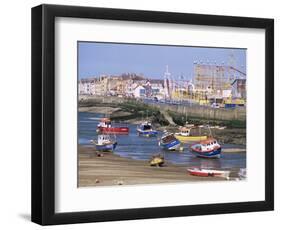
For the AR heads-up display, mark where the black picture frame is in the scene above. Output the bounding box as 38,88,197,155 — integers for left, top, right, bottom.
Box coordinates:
31,4,274,225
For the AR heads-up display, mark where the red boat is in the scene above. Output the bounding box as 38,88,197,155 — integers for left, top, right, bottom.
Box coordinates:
96,118,129,135
187,168,230,178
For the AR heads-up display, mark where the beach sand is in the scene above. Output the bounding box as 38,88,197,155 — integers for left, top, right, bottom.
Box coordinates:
78,146,236,187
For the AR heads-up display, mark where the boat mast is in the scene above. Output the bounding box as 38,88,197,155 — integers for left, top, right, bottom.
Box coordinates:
208,125,213,137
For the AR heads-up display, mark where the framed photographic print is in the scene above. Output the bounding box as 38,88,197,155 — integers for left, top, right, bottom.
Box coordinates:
31,4,274,225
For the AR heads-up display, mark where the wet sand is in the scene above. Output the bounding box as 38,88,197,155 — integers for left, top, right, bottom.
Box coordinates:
78,146,235,187
223,148,246,153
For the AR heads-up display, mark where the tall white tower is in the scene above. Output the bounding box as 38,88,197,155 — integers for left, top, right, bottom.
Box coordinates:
163,65,171,99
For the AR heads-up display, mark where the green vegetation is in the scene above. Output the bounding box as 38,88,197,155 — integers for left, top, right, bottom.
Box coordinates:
79,97,246,129
115,101,169,126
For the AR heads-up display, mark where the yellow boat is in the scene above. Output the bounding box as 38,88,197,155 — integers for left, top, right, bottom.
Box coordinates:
174,134,208,142
174,126,208,143
150,154,164,167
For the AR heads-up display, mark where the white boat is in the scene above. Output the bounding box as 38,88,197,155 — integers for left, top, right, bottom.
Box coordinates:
91,135,117,152
137,121,158,137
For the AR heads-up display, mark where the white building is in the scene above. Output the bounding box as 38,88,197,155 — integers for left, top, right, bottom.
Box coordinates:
124,80,135,97
78,77,110,96
133,85,146,98
151,83,164,96
79,80,92,95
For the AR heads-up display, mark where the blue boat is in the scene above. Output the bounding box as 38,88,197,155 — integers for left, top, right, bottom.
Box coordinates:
159,132,181,151
93,135,117,152
190,138,221,158
137,121,158,137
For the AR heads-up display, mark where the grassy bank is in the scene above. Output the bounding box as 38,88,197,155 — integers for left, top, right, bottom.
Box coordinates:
79,98,246,128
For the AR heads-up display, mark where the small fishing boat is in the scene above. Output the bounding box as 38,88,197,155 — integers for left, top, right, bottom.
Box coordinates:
137,121,158,137
97,118,129,134
187,168,230,179
159,132,181,151
150,154,164,167
190,138,221,158
174,126,208,142
92,135,117,152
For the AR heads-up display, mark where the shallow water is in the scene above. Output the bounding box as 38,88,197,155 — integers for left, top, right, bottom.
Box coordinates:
79,112,246,169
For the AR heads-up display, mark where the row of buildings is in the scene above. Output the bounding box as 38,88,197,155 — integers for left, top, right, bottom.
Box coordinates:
79,73,165,98
79,65,246,103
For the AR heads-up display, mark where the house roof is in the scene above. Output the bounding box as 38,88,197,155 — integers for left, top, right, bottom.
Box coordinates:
149,79,164,84
133,84,145,90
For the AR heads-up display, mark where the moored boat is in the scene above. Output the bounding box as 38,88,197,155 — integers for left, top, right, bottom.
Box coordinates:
190,138,221,158
187,168,230,178
150,154,164,167
137,121,158,137
159,132,181,151
92,134,117,152
174,126,208,142
97,118,129,134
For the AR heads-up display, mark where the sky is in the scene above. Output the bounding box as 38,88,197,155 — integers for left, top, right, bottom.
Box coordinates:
78,42,246,80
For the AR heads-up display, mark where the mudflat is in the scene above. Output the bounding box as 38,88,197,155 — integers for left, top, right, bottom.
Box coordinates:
78,145,230,187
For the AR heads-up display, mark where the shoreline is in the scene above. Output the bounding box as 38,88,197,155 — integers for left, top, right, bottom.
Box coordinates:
79,105,246,145
78,145,242,187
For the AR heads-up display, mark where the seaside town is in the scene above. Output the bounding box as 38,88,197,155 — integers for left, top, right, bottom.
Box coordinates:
78,51,247,187
79,63,246,107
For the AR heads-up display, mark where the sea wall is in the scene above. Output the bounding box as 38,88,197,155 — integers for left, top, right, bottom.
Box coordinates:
79,95,246,122
151,103,246,121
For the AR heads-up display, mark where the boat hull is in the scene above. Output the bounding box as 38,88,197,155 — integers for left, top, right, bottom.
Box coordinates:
160,139,181,151
95,142,117,151
190,147,221,158
137,129,158,137
174,134,208,142
150,157,164,167
97,127,129,134
187,168,230,178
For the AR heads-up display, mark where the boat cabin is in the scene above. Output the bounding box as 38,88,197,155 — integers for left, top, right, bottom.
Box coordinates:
178,127,190,136
98,118,112,128
97,135,111,145
161,133,177,143
194,138,220,152
140,122,152,130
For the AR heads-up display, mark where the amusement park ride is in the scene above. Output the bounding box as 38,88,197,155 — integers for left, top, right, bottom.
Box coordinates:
162,53,246,106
